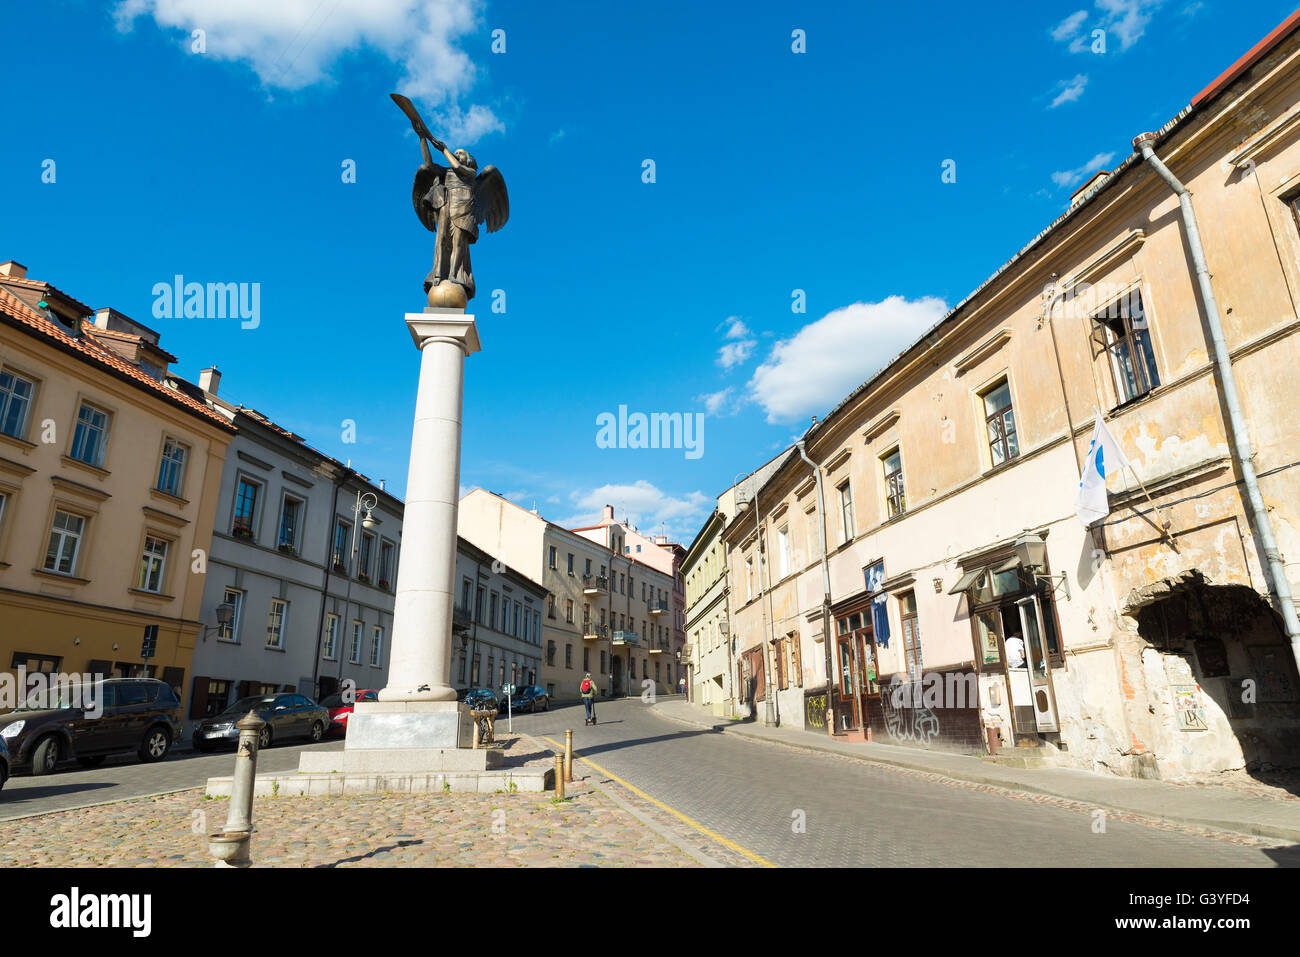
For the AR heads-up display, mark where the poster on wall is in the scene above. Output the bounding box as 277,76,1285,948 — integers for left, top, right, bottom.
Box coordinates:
865,560,890,648
1172,684,1208,731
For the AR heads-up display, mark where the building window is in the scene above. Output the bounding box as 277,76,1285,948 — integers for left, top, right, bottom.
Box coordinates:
533,611,540,642
565,644,573,669
982,379,1019,467
458,650,467,683
523,608,530,642
156,438,187,497
369,626,383,666
277,496,303,551
584,557,591,575
547,594,556,619
69,402,110,468
358,532,375,580
349,621,363,663
565,599,574,623
0,370,35,439
777,525,791,578
546,641,556,666
882,448,905,517
549,546,557,569
490,592,499,629
1094,292,1159,405
600,650,607,673
471,654,481,685
233,478,260,538
378,541,394,588
461,577,473,611
568,553,575,575
137,535,169,593
476,585,486,623
266,599,289,649
43,510,85,575
323,613,339,658
219,588,244,642
839,481,854,541
331,519,350,569
900,591,922,682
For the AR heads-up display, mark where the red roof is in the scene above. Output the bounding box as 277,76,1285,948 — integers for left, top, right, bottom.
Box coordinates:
0,287,234,432
1193,9,1300,107
0,273,95,317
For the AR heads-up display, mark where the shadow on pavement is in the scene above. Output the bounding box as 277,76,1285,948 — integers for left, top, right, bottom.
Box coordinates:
0,780,118,802
316,839,424,868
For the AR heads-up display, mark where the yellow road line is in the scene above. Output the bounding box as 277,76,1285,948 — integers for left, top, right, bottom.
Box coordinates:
539,734,776,868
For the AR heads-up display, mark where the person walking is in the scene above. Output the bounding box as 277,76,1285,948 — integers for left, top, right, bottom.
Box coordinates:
678,676,686,697
580,673,597,725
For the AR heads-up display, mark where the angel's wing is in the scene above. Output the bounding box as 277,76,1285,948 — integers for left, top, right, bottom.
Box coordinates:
473,166,509,233
412,163,447,232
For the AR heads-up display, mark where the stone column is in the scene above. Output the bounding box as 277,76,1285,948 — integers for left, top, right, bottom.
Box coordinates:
380,308,480,703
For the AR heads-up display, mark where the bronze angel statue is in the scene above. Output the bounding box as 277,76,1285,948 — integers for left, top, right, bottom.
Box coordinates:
392,93,509,308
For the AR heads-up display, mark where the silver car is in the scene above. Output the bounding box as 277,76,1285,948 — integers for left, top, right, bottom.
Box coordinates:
192,693,329,752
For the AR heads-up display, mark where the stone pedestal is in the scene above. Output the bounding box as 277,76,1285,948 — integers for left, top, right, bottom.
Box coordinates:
299,308,484,779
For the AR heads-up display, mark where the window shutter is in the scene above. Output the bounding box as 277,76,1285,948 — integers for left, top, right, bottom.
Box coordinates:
189,676,209,719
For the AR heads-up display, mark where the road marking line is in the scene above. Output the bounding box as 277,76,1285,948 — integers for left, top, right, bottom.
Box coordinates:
539,734,776,868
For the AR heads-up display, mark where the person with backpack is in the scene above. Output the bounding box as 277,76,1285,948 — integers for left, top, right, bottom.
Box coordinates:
580,673,597,725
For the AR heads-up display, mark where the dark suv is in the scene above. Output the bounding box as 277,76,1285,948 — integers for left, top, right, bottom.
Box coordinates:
0,678,182,775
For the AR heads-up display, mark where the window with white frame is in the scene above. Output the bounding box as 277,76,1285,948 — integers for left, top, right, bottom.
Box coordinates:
69,402,110,468
1092,290,1160,405
882,448,905,517
156,438,187,497
44,510,85,575
277,495,303,551
137,535,169,593
981,379,1019,467
838,481,855,542
323,613,339,659
369,626,383,666
349,621,362,663
266,598,289,649
233,477,260,537
0,370,35,440
220,588,244,642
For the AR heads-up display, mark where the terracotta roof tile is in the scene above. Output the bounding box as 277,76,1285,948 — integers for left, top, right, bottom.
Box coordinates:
0,287,234,432
0,274,94,316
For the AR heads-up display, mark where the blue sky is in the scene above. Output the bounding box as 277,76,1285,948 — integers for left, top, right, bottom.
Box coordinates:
3,0,1294,540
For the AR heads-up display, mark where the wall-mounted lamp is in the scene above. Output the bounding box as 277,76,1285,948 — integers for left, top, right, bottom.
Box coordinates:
201,602,236,640
1013,531,1070,600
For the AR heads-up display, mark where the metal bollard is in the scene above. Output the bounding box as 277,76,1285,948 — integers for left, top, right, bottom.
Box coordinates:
209,710,265,868
564,729,574,783
554,752,565,800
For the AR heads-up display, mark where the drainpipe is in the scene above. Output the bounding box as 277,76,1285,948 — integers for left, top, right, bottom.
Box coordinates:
1134,132,1300,670
796,439,836,738
310,469,345,697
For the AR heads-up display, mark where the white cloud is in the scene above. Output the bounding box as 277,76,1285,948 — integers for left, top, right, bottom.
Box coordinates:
114,0,502,142
562,481,709,541
1050,151,1116,189
717,339,755,369
747,296,950,424
1051,9,1089,41
1049,74,1088,108
696,388,735,416
723,318,751,340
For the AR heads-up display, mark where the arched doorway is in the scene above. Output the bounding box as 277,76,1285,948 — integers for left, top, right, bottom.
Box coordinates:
1122,569,1300,778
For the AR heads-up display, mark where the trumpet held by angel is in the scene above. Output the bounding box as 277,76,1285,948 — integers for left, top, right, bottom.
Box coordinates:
392,93,509,309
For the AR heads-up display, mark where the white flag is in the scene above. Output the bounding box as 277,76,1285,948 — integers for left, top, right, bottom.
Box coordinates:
1076,413,1131,527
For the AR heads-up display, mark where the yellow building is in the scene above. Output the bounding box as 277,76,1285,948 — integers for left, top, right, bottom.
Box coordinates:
0,261,234,708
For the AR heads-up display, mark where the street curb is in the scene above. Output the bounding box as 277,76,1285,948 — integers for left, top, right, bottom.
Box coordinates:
519,732,726,868
651,704,1300,845
0,786,206,824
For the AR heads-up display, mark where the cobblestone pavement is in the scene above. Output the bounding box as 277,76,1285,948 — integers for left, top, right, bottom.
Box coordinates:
0,738,346,821
0,777,699,867
512,698,1300,867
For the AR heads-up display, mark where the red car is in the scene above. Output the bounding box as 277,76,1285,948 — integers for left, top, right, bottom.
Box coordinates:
320,689,379,737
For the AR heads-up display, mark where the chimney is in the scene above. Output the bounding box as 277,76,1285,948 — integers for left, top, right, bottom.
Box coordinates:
1069,170,1110,207
379,479,386,491
199,367,221,395
0,261,27,279
602,505,614,521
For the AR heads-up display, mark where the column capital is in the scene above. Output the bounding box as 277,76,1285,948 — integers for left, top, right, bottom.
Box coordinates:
405,310,480,354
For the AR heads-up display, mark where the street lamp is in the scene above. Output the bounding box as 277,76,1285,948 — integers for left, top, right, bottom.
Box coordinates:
1013,530,1071,600
337,489,380,685
201,601,236,641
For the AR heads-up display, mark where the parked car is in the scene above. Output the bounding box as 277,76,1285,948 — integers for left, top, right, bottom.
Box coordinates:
498,685,548,713
0,678,182,775
456,687,498,712
0,736,9,793
319,688,379,737
192,693,330,752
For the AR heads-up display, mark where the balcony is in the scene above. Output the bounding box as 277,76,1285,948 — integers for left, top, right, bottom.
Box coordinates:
611,630,639,646
582,622,608,641
582,574,609,595
648,598,668,616
453,604,472,634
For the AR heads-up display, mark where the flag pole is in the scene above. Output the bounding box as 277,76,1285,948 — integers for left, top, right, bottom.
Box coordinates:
1096,406,1177,543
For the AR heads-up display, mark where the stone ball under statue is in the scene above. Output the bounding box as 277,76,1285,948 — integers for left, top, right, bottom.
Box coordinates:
427,280,469,310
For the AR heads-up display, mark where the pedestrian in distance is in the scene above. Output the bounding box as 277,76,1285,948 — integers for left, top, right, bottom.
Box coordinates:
580,673,597,725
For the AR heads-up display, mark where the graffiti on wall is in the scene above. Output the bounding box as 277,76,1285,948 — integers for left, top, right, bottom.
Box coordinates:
880,689,941,745
805,691,828,730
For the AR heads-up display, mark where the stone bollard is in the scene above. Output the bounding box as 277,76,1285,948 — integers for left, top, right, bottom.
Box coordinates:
209,710,265,868
554,752,565,800
564,729,574,783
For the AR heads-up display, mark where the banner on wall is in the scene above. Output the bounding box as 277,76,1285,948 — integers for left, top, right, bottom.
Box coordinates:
865,560,890,648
